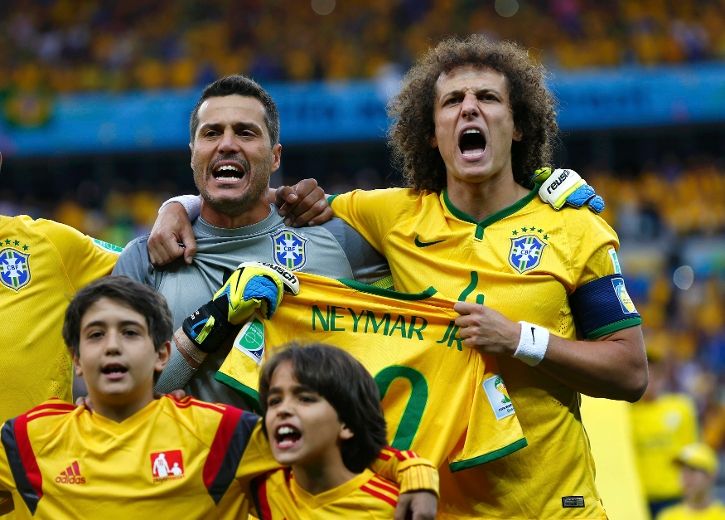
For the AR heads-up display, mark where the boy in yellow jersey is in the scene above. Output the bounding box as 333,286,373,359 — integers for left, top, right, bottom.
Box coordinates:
657,443,725,520
0,276,437,519
253,343,434,519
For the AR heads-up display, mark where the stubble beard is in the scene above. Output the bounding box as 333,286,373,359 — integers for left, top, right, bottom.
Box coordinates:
195,156,273,218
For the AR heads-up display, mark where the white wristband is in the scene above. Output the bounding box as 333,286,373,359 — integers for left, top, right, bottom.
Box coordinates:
514,321,550,366
159,194,202,220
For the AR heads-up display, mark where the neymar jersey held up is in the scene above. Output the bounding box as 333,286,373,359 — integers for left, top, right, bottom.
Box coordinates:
329,187,642,519
217,272,527,470
252,468,399,519
0,216,119,422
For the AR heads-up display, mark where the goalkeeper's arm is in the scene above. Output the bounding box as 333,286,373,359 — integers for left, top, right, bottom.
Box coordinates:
156,262,299,393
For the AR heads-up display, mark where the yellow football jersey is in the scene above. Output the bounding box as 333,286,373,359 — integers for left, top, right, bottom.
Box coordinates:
217,272,527,470
0,397,274,519
252,468,398,519
0,216,119,422
330,187,641,519
631,394,699,501
657,502,725,520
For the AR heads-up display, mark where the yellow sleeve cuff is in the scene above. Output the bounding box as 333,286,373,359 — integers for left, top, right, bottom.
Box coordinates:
397,458,439,497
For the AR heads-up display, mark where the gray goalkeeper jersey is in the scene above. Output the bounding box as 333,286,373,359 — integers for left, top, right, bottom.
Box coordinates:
113,205,388,407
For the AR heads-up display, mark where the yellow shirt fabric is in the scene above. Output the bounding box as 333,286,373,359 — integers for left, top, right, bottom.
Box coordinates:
253,468,399,519
0,216,119,422
330,187,640,519
581,397,648,520
217,272,527,470
657,501,725,520
631,393,699,500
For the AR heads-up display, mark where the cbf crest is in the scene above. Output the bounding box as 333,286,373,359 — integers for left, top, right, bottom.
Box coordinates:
0,248,31,291
271,229,307,270
509,230,547,274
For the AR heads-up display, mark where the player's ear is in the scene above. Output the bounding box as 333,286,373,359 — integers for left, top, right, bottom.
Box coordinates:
73,354,83,377
513,126,523,142
271,143,282,173
155,341,171,373
339,423,354,441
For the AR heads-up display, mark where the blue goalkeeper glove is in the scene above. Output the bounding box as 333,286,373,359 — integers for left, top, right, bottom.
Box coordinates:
534,167,605,214
182,261,300,353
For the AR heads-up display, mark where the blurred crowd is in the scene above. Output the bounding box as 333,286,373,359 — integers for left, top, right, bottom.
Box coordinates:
0,0,723,98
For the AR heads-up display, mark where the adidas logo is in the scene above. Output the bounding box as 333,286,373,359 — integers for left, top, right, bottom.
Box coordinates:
55,461,86,484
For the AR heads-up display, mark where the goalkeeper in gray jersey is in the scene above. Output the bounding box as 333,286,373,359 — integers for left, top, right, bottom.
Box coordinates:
113,75,389,408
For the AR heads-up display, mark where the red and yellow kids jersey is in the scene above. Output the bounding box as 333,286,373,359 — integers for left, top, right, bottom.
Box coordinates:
253,468,399,519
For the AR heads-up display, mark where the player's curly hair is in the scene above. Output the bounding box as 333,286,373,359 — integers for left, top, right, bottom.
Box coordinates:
258,343,387,473
388,35,558,192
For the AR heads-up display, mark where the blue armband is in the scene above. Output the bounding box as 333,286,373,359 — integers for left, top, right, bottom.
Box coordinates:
569,274,642,339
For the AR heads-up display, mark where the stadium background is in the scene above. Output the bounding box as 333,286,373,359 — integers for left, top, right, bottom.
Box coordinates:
0,0,722,516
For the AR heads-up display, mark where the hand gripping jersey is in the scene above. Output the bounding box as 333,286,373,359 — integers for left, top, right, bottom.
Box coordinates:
216,272,527,470
252,468,399,519
329,187,642,519
0,216,119,422
0,397,434,519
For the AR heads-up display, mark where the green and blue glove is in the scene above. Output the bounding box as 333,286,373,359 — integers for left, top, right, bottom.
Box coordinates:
534,167,605,214
182,261,300,353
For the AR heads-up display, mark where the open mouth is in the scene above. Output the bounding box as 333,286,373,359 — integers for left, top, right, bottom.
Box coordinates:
101,363,128,377
459,128,486,158
212,163,245,180
275,425,302,448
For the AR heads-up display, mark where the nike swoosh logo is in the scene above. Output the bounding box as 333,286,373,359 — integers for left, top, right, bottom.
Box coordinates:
414,236,445,248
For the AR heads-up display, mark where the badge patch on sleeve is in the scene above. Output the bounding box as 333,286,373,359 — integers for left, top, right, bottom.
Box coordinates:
483,375,515,420
232,318,266,365
608,248,621,274
611,277,637,314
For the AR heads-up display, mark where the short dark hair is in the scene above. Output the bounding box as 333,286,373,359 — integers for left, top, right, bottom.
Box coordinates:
189,74,280,145
389,35,559,192
258,343,387,473
63,276,173,357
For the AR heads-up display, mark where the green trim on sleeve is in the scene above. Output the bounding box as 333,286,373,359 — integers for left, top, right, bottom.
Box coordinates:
449,438,529,472
586,317,643,339
214,372,262,414
92,237,123,253
326,194,339,205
